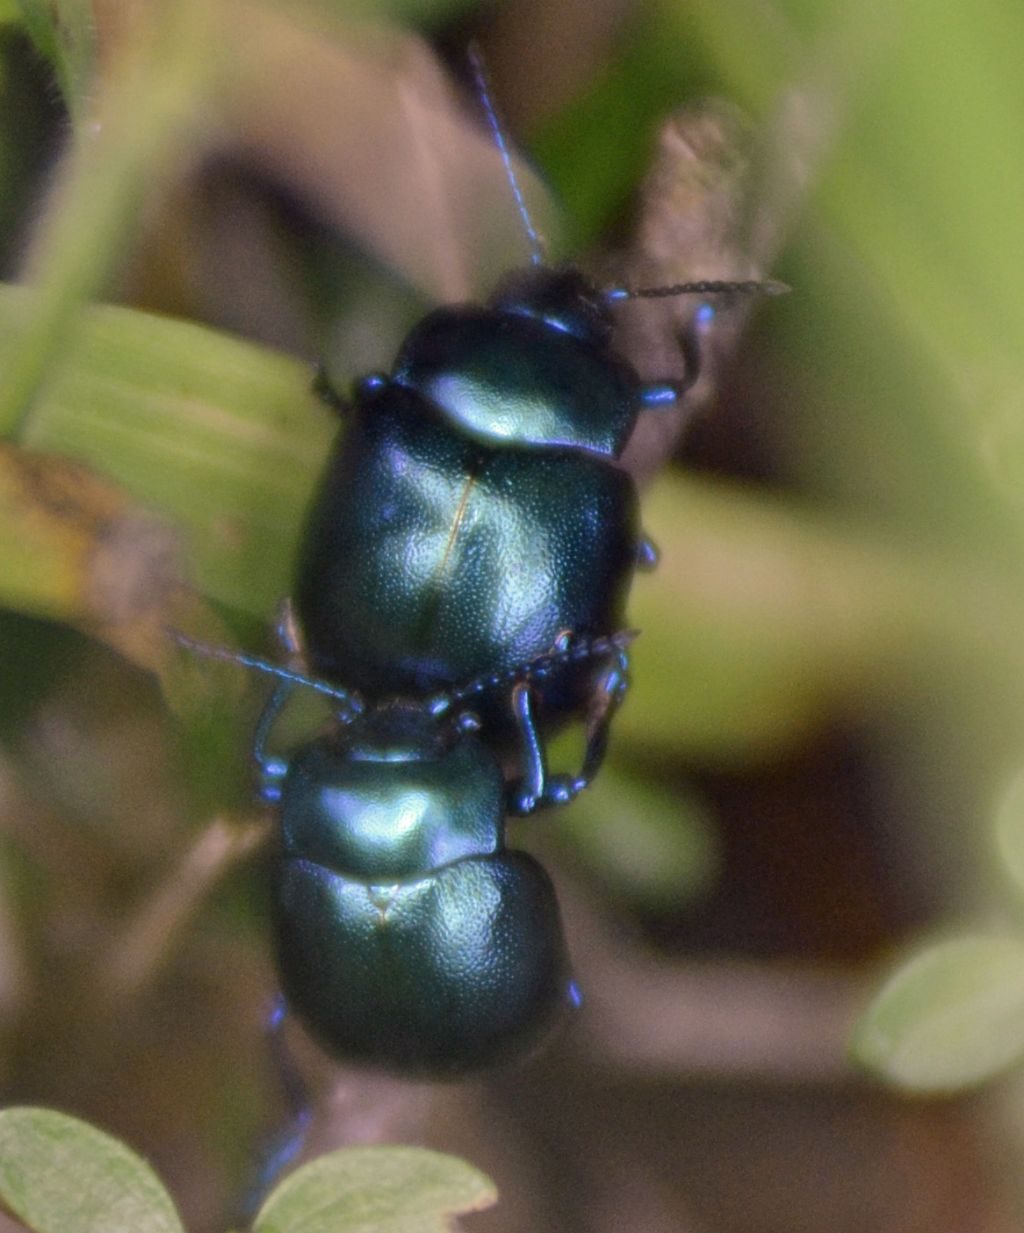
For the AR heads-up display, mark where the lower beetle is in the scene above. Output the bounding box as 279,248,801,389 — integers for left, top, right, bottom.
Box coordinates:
176,626,629,1074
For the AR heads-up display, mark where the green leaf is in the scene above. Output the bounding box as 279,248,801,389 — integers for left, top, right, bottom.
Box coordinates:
4,284,333,623
0,1,223,437
253,1146,497,1233
0,1107,183,1233
852,936,1024,1092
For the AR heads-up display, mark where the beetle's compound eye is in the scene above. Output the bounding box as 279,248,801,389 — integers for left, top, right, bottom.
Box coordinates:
274,850,571,1076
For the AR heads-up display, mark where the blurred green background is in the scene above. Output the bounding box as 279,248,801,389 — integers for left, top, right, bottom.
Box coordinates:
2,0,1024,1230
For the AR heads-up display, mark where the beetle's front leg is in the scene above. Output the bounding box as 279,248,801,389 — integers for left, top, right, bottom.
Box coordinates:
575,642,630,788
506,681,584,815
253,680,293,804
505,635,633,815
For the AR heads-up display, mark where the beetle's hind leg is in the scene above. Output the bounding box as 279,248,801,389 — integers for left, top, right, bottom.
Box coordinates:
232,995,313,1224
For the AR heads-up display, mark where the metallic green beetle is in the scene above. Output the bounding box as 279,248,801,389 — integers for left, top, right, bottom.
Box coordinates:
203,635,627,1075
273,704,570,1074
297,264,666,814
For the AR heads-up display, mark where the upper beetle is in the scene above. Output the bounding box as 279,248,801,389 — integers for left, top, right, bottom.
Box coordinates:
295,262,665,810
293,57,782,814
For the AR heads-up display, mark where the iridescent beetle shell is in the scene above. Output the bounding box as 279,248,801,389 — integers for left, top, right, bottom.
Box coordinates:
272,709,571,1074
294,267,645,717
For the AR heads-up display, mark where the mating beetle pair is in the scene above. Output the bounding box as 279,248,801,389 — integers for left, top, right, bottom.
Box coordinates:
296,262,662,815
186,259,682,1075
179,58,781,1076
277,250,711,1072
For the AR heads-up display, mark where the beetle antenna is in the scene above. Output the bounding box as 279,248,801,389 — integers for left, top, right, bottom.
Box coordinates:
169,629,364,712
605,278,789,302
468,41,545,266
433,630,638,712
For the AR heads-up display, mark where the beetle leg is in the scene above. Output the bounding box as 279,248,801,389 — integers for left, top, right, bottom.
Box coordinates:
254,603,303,799
235,994,312,1222
504,634,634,813
507,681,548,815
576,645,631,788
253,680,293,804
507,681,583,814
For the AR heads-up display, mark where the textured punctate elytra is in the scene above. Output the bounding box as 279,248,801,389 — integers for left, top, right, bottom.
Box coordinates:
273,712,571,1075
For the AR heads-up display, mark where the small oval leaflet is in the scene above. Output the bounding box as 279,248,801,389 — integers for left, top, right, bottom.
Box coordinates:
252,1145,497,1233
0,1107,183,1233
851,935,1024,1092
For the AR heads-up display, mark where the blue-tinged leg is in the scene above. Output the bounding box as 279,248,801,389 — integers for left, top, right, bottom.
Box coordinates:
576,644,630,788
354,373,388,400
234,995,313,1223
507,679,588,814
506,639,633,816
507,682,550,815
253,679,293,805
240,613,318,1214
